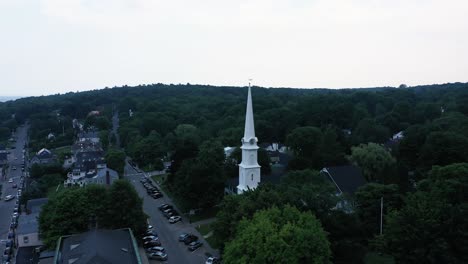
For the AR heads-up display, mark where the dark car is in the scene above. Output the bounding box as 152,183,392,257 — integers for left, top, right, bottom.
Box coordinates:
2,253,10,262
5,240,14,248
158,204,173,211
151,192,163,199
188,241,203,251
163,210,178,219
183,234,198,245
142,235,158,242
178,233,189,242
144,240,161,248
145,230,158,237
145,246,165,253
12,183,17,188
148,251,168,261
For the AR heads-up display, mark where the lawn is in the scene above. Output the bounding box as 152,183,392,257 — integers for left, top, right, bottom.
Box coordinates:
52,145,71,155
364,252,395,264
195,223,221,249
189,207,218,223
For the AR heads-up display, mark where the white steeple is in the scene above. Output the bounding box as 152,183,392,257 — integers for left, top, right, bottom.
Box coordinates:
243,85,256,141
237,81,261,194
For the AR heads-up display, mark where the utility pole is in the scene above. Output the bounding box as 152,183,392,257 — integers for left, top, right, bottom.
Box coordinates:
380,196,384,235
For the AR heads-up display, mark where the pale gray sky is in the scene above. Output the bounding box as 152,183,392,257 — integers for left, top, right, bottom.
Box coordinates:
1,0,467,96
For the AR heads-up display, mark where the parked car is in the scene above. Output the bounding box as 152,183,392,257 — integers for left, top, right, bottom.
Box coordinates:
206,257,221,264
178,233,189,242
2,253,11,263
169,216,182,224
164,210,178,219
8,178,13,183
142,235,158,242
145,246,165,253
143,240,161,248
147,251,168,261
158,204,173,211
151,193,163,199
5,240,14,248
12,184,17,188
188,241,203,251
145,230,158,237
183,234,198,245
4,195,14,201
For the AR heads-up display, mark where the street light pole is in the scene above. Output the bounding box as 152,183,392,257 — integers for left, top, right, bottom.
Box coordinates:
380,196,383,235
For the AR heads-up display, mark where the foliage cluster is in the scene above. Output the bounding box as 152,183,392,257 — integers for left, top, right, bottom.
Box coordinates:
39,180,147,248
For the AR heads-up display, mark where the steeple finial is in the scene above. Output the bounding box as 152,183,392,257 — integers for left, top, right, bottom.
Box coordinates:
243,80,255,140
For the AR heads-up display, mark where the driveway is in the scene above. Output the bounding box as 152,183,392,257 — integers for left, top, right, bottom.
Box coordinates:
125,161,219,264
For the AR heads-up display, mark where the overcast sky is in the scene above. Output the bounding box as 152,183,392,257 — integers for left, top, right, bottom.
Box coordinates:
0,0,467,96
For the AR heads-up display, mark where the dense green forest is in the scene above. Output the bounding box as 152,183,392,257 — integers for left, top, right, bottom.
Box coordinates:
1,82,468,263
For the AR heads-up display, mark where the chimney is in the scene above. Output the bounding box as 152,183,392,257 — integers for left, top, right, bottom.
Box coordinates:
106,170,110,185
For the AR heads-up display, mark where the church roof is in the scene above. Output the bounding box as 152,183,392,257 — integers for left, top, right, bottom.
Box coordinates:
321,166,367,195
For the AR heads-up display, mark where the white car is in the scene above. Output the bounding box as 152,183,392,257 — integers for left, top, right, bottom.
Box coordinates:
169,216,182,224
4,195,14,201
8,178,13,183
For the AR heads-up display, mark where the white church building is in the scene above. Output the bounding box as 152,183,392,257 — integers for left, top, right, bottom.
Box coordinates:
236,85,261,194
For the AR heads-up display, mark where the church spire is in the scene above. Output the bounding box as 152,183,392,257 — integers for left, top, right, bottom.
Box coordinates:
243,81,255,141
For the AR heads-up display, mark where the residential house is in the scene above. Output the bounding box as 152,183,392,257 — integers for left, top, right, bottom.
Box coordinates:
54,228,142,264
30,148,57,165
64,167,118,187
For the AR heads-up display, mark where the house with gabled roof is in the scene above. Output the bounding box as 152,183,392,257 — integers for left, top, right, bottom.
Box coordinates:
30,148,57,165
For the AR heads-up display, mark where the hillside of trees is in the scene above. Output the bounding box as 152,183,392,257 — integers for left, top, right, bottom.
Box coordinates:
1,82,468,262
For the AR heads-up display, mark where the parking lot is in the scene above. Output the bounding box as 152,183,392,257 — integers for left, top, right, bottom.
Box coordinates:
125,162,219,264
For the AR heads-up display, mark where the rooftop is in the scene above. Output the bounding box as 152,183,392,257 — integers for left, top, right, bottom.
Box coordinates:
321,165,367,195
56,229,141,264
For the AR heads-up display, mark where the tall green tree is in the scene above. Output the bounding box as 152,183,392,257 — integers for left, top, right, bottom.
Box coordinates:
172,140,225,209
354,183,401,236
384,163,468,263
349,143,396,183
105,148,126,175
223,205,331,264
102,180,147,235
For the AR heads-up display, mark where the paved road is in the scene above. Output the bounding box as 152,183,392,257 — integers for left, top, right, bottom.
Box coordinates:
0,124,28,246
125,162,218,264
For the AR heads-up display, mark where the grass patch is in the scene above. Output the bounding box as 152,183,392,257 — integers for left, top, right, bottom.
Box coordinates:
364,252,395,264
195,223,213,236
190,207,218,223
52,145,71,155
151,174,167,184
195,223,221,249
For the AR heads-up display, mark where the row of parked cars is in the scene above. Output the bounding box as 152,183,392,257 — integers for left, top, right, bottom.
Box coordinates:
141,177,164,199
158,203,182,224
2,177,24,264
178,232,204,251
141,226,168,261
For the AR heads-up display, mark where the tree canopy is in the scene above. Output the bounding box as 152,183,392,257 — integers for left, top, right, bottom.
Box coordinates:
223,205,331,264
